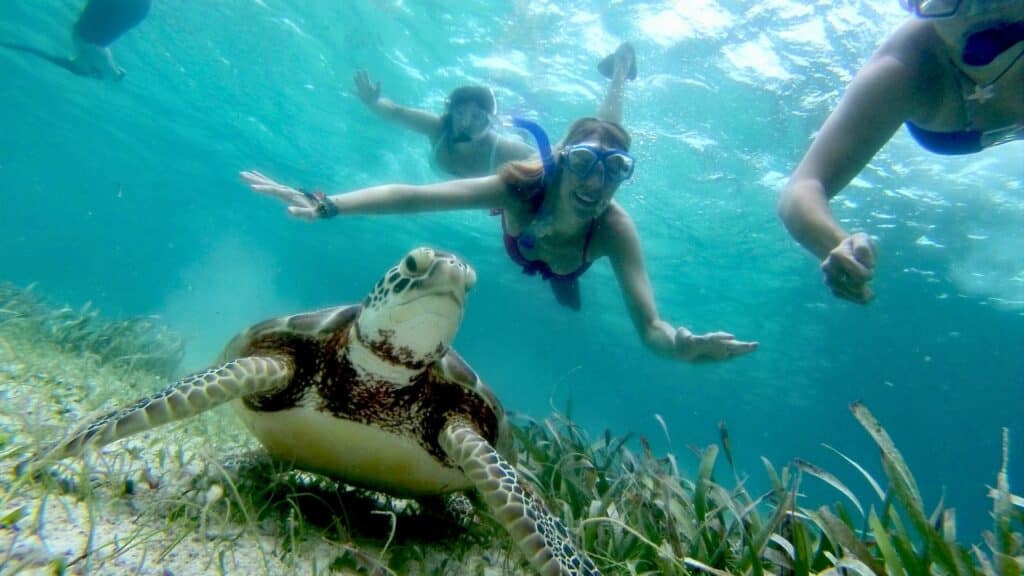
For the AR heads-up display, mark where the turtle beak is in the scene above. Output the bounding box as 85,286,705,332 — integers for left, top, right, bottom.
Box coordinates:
438,255,474,304
414,251,475,307
449,262,475,308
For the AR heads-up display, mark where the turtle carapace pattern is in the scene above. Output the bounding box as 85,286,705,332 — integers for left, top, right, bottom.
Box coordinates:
27,247,600,576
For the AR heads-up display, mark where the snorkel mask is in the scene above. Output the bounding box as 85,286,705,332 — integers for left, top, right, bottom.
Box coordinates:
900,0,1024,66
510,117,636,187
562,145,635,184
450,105,493,141
446,86,497,142
900,0,1016,18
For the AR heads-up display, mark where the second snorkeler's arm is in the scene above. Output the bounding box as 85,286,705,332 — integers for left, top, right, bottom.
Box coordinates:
494,136,539,166
241,171,509,219
353,70,442,138
778,47,922,302
600,207,758,363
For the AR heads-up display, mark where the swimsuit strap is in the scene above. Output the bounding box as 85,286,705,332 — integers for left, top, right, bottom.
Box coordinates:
428,131,447,176
959,74,978,128
488,135,499,174
580,218,598,263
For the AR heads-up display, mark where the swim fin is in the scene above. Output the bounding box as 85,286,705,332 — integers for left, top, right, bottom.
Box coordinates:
598,42,637,81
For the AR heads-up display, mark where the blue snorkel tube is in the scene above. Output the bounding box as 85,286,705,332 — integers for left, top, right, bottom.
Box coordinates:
510,116,556,184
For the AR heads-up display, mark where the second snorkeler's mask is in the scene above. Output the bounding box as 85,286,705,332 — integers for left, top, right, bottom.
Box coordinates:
449,105,493,142
445,85,497,142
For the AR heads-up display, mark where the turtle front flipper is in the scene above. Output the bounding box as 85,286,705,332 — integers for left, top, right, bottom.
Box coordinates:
439,421,600,576
37,356,293,463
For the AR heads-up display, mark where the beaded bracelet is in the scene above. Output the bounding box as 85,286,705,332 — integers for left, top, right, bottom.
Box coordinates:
299,188,339,219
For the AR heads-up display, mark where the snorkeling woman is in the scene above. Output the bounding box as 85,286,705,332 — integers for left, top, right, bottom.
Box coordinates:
242,114,757,363
245,42,755,363
779,0,1024,303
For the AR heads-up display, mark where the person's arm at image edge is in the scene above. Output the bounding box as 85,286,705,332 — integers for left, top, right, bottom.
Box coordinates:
779,53,919,257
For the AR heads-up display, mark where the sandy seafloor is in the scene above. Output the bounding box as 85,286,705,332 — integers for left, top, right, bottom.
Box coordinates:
0,319,526,575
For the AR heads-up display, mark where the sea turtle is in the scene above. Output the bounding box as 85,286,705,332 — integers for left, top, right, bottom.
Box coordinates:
25,247,599,576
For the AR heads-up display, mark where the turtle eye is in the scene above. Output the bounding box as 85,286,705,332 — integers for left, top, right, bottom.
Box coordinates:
400,248,434,277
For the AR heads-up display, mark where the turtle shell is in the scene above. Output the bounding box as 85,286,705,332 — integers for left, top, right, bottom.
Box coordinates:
222,304,512,497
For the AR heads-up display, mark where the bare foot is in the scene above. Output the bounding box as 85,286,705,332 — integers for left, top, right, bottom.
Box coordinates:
598,42,637,81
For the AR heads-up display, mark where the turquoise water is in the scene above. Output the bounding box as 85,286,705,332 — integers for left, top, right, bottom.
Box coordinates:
1,0,1021,539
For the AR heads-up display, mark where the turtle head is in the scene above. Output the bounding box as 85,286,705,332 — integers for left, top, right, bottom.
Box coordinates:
357,247,476,368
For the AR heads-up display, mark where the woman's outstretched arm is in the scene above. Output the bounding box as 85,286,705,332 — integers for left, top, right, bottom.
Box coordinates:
241,171,509,219
601,207,758,362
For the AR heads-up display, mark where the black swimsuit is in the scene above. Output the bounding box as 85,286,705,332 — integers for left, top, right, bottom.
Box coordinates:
74,0,151,47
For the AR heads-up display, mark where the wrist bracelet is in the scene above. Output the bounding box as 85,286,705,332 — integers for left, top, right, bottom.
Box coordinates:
299,188,339,219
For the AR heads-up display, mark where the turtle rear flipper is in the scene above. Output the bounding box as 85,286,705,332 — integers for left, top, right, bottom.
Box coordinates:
440,421,600,576
32,356,293,465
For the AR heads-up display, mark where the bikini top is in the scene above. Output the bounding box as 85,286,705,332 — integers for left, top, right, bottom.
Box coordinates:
500,214,597,283
904,121,986,155
74,0,152,47
493,185,598,310
905,55,1024,155
906,120,1024,154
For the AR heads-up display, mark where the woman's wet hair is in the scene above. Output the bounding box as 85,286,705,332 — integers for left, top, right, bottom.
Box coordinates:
560,117,631,151
500,117,632,200
445,85,497,114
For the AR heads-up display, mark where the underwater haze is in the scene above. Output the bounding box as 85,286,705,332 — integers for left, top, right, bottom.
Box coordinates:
1,0,1022,540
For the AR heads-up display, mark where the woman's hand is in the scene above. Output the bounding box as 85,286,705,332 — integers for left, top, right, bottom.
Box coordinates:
821,232,876,303
240,170,326,220
674,328,758,362
353,70,381,108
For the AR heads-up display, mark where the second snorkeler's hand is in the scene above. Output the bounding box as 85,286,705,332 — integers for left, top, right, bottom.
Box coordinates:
353,70,381,108
674,329,758,363
240,170,332,220
821,232,876,303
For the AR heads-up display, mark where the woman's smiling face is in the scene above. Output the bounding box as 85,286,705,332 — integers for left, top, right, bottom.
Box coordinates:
560,141,632,218
554,118,634,219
